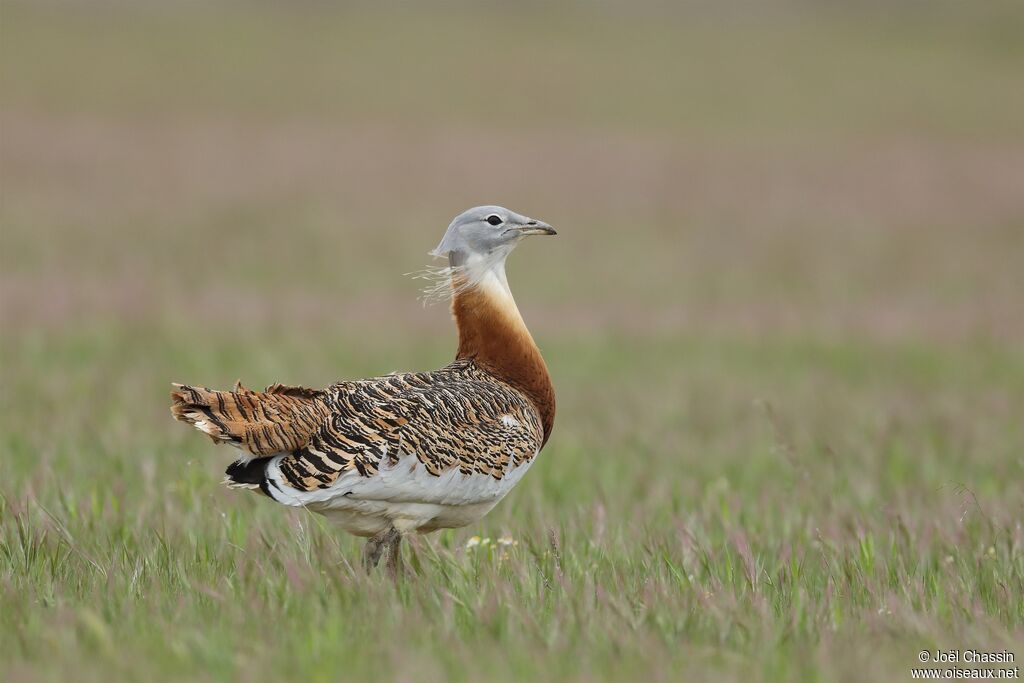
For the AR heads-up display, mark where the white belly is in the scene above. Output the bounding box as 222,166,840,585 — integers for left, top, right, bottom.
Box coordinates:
265,449,538,536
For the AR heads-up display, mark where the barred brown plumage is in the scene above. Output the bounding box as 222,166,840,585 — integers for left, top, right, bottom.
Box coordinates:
170,205,558,574
170,381,330,456
275,359,544,491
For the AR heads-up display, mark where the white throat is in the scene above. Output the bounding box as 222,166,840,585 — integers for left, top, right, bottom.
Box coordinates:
449,248,515,298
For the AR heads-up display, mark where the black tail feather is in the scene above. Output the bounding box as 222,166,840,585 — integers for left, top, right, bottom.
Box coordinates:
225,458,274,498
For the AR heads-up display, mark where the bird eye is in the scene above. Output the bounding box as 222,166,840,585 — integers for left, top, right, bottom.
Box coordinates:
486,214,503,226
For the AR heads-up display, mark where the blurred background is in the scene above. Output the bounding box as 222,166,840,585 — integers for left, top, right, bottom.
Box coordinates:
3,0,1021,347
2,1,1023,680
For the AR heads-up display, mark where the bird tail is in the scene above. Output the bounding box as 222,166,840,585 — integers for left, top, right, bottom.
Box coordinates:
170,381,329,458
222,456,276,493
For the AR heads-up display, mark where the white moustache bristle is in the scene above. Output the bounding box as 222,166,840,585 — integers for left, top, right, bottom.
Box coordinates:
406,264,475,306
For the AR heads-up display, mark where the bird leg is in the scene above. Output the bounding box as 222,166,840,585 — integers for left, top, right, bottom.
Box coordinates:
362,526,402,575
383,529,404,578
362,528,389,572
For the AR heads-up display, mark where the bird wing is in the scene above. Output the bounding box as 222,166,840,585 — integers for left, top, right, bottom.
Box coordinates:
269,361,544,498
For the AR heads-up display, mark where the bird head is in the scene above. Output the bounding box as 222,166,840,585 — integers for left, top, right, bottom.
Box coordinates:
431,206,556,267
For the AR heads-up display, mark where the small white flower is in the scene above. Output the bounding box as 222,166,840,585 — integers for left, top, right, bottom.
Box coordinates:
497,535,517,547
465,536,481,549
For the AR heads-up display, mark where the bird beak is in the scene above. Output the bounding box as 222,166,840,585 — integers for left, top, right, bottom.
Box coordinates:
514,220,557,236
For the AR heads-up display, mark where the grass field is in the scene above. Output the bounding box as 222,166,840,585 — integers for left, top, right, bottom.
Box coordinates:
2,2,1023,681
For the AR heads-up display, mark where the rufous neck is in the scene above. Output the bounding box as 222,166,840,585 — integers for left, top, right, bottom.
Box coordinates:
450,266,555,443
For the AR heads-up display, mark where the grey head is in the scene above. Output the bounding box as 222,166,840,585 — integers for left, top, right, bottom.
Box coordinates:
432,206,556,267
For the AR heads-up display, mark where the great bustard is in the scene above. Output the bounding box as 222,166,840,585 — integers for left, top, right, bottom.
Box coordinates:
171,206,557,574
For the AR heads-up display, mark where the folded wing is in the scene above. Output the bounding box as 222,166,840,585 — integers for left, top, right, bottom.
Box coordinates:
271,361,544,500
